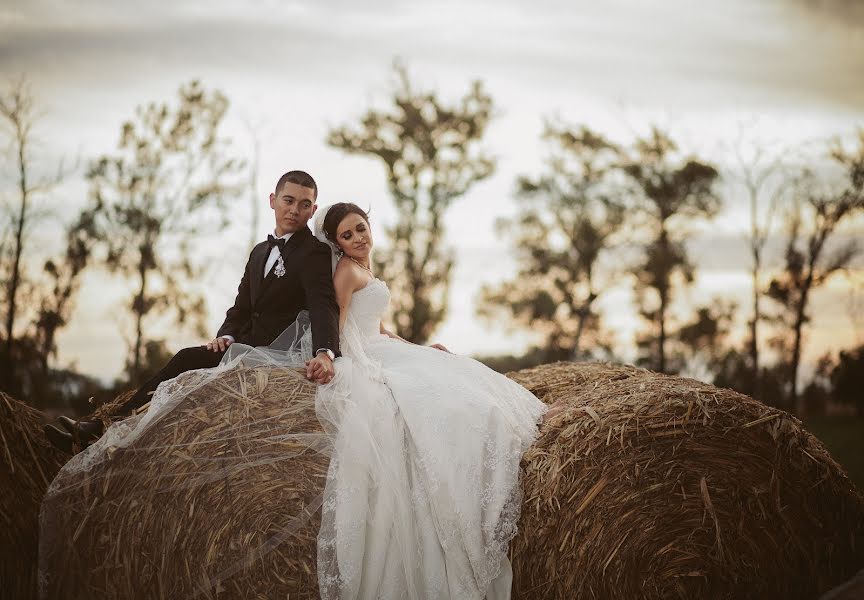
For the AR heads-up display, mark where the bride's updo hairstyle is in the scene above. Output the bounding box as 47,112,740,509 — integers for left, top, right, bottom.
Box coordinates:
322,202,370,247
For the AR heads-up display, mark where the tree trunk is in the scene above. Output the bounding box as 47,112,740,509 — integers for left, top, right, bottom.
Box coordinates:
571,290,597,361
573,311,587,360
748,186,762,400
658,289,667,374
791,281,811,416
400,255,422,344
791,228,824,416
791,254,817,415
657,228,670,374
5,135,28,354
132,263,148,383
403,238,424,344
750,259,761,399
407,274,425,344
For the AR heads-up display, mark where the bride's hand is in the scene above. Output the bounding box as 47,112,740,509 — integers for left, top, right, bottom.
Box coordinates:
429,343,450,353
306,353,334,384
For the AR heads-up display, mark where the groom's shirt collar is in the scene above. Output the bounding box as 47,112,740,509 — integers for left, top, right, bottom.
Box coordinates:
273,230,294,241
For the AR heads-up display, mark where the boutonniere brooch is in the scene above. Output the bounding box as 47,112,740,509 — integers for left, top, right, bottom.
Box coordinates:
274,254,286,278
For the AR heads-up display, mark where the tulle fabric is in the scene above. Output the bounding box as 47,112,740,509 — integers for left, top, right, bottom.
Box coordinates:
38,279,546,600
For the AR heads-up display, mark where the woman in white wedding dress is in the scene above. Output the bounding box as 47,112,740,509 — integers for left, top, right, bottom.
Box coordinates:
306,203,547,599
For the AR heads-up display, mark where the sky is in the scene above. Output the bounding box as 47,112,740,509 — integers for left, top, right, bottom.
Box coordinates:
2,0,863,382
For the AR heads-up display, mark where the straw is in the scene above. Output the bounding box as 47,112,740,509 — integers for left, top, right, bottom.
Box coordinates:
507,362,864,599
0,392,70,600
5,361,863,598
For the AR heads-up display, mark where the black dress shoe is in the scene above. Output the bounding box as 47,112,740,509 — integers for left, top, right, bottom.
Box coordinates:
43,423,74,454
57,415,104,440
57,415,77,433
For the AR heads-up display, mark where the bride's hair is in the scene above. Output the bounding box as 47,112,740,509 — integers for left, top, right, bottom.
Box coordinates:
322,203,370,245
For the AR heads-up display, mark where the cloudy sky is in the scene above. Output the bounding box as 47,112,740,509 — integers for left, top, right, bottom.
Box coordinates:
2,0,863,381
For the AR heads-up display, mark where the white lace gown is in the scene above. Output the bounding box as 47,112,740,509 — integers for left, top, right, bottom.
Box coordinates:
314,278,547,600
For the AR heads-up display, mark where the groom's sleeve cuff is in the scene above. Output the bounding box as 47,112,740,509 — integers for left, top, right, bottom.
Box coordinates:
222,335,235,343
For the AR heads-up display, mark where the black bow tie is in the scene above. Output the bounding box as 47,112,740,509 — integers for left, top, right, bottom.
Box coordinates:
267,234,287,250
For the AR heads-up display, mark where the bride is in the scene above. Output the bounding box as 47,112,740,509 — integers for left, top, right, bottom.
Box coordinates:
304,203,547,599
39,202,548,600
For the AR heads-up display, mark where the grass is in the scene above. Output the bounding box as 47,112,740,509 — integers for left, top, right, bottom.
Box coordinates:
806,417,864,492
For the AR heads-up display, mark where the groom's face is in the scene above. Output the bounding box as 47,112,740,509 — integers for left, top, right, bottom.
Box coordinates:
270,182,317,236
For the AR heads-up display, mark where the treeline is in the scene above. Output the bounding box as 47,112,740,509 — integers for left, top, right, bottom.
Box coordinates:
1,67,862,418
322,66,864,418
0,79,245,413
472,124,864,419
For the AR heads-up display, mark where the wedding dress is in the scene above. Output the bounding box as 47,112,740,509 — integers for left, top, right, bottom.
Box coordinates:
306,277,547,599
39,270,546,600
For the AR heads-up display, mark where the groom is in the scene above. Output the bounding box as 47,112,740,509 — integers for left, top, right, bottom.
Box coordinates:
45,170,341,453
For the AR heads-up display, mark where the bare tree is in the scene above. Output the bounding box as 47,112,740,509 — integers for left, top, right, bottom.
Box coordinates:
328,63,495,343
767,129,864,414
0,78,35,354
729,132,787,398
0,77,68,391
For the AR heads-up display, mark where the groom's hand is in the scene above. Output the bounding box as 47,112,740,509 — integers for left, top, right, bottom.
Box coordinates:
306,353,334,384
205,336,233,352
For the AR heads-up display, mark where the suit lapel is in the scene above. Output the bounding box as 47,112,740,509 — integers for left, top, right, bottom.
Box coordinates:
281,227,309,259
250,242,269,305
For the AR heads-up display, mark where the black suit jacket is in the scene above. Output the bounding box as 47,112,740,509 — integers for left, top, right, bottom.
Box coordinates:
217,227,341,356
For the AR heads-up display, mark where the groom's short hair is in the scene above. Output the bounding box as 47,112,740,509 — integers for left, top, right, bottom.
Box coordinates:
275,170,318,199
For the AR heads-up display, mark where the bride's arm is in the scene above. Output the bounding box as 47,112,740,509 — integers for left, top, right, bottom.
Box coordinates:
380,323,409,343
332,259,367,333
379,323,450,352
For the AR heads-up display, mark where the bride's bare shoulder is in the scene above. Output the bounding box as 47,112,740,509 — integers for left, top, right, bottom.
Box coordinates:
333,257,370,293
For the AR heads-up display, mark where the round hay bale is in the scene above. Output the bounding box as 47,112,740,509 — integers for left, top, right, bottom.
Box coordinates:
35,362,864,599
507,362,864,599
39,366,326,599
0,392,69,600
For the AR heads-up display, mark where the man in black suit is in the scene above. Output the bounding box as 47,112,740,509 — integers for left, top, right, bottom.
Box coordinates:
45,170,340,452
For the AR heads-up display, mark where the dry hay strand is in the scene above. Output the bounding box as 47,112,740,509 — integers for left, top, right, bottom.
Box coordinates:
507,362,864,600
90,389,137,424
0,392,69,600
40,366,326,600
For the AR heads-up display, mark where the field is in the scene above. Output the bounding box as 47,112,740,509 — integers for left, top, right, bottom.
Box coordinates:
807,418,864,491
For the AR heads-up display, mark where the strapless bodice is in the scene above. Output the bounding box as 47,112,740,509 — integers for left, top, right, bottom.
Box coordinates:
347,278,390,338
